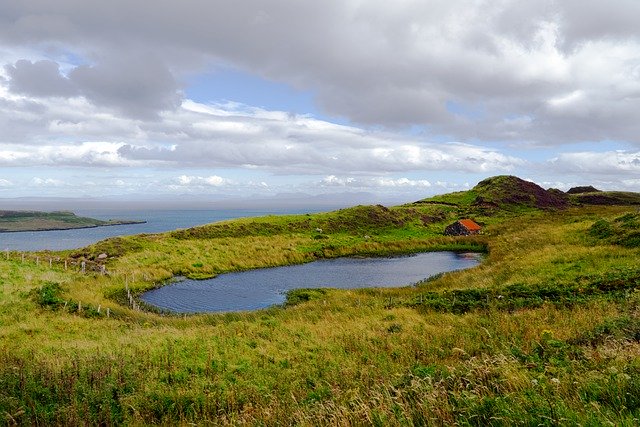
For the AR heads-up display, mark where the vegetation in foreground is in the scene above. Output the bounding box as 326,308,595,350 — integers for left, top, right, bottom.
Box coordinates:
1,175,640,425
0,210,144,233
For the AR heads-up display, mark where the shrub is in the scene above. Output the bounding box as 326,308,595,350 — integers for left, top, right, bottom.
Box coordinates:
31,282,65,309
284,288,327,307
589,219,614,239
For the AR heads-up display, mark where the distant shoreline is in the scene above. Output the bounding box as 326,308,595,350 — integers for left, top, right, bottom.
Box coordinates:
0,220,147,233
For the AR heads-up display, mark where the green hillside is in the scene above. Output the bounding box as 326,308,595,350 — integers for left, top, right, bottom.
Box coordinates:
1,176,640,425
417,175,640,212
416,175,567,212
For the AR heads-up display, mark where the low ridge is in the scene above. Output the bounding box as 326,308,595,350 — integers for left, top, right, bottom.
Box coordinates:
567,186,601,194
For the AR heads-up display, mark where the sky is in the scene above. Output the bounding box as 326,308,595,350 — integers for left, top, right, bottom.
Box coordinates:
0,0,639,206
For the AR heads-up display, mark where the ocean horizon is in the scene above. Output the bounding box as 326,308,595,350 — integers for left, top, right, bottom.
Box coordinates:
0,208,321,252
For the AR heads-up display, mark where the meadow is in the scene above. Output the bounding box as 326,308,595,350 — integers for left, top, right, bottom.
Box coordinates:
1,192,639,425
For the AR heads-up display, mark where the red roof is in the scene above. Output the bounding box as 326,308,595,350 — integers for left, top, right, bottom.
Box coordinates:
458,219,481,231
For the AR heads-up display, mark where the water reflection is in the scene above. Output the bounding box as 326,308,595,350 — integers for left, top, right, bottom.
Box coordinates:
141,251,482,313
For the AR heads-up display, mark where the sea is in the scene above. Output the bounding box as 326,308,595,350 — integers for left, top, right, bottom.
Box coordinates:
0,208,317,252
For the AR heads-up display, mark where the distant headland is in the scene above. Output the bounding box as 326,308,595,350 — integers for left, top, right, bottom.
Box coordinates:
0,210,145,233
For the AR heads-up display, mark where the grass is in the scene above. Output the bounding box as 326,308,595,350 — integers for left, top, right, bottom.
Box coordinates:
0,202,639,425
589,212,640,247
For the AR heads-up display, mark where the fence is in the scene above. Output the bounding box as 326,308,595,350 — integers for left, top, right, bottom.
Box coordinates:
3,248,107,274
3,248,145,313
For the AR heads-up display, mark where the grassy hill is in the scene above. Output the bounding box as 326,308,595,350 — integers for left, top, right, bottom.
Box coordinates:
416,175,640,213
0,210,144,232
1,176,640,425
569,190,640,206
414,175,567,214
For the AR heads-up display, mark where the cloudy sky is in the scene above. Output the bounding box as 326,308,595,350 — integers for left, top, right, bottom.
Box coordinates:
0,0,639,204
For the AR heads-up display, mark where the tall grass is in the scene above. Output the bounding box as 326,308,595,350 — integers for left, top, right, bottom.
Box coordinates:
0,205,639,424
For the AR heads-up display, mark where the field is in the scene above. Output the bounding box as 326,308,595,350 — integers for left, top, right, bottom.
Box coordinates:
1,179,640,425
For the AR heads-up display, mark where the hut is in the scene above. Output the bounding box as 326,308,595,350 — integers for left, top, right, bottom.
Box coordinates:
444,219,482,236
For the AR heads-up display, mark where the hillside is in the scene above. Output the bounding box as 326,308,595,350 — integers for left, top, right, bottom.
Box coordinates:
413,175,570,217
416,175,640,212
568,190,640,206
1,176,640,425
0,210,144,232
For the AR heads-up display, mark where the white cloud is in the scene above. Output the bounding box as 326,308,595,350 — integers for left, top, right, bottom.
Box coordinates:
0,1,639,197
0,1,637,145
549,151,640,175
0,141,139,167
320,175,431,189
122,101,525,174
0,178,13,187
378,178,431,188
435,181,470,190
0,78,526,174
621,178,640,189
174,175,232,187
31,177,65,187
321,176,356,186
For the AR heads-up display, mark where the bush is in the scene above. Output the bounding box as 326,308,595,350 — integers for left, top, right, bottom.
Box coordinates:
589,214,640,247
619,231,640,248
284,288,327,307
31,282,65,309
589,219,614,239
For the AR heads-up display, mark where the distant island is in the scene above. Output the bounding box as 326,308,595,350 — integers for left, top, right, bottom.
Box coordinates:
0,210,145,233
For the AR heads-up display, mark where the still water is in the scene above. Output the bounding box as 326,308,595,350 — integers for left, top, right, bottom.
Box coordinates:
0,209,312,251
141,252,482,313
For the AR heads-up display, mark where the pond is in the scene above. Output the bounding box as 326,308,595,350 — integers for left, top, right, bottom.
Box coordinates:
140,251,482,313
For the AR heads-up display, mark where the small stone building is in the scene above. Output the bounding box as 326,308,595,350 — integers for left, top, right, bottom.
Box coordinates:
444,219,482,236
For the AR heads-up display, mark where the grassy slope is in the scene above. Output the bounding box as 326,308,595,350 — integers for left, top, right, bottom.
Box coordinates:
1,200,640,424
569,191,640,206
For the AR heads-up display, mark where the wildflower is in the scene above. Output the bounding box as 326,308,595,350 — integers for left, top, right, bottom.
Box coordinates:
550,378,560,385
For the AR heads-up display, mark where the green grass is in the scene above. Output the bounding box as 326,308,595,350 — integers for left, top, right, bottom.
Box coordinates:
1,202,640,425
589,212,640,247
